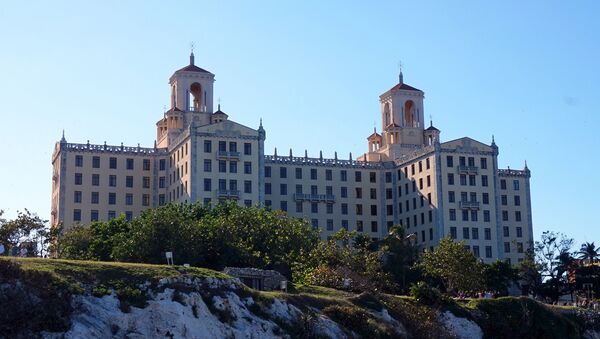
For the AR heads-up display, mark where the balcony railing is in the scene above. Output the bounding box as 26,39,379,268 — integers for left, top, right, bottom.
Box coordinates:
188,105,207,112
293,193,335,203
457,165,479,174
217,151,240,160
459,201,480,210
218,189,240,199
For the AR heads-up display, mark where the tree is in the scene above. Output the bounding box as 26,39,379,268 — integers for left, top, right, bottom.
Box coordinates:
0,209,47,256
483,260,519,296
578,242,599,264
534,231,574,303
518,251,542,296
379,225,420,293
419,237,484,295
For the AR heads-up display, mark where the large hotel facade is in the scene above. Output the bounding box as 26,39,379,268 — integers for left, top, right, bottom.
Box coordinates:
51,54,533,263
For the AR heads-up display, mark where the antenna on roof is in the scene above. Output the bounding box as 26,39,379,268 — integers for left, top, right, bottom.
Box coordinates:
398,60,403,85
190,42,195,65
218,97,221,111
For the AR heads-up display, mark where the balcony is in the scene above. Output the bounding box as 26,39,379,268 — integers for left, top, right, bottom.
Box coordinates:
218,189,240,199
457,165,479,174
293,193,335,203
459,201,480,210
217,151,240,160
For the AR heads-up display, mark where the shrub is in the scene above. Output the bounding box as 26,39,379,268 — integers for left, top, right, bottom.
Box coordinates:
409,281,442,306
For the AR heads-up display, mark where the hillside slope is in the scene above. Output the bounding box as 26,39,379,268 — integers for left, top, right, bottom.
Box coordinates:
1,257,600,339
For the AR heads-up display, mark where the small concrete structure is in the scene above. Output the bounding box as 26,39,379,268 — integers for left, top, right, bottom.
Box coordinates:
224,267,286,291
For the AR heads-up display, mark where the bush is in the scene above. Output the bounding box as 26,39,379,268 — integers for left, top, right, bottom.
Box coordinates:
322,305,394,338
409,281,442,306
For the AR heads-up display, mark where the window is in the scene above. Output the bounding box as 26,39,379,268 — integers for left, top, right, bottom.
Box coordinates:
386,188,393,199
92,156,100,168
326,186,333,196
386,205,393,216
265,200,272,207
482,193,489,205
311,219,318,228
448,173,455,185
296,201,303,213
280,167,287,178
471,210,478,221
385,172,392,183
159,159,166,171
159,176,166,188
448,191,455,203
341,203,348,215
204,160,212,172
517,227,523,238
92,174,100,186
513,180,520,190
75,155,83,167
480,158,487,169
469,175,476,186
280,201,287,212
481,175,488,187
355,171,362,182
244,200,252,207
501,195,508,205
204,179,211,191
485,228,491,240
418,161,423,172
472,228,479,240
371,221,378,233
463,227,470,239
244,180,252,194
370,205,377,216
229,141,237,153
502,210,509,221
473,246,480,257
219,160,226,173
370,188,377,199
514,195,521,206
341,187,348,198
265,183,271,194
327,219,334,231
311,169,317,180
419,178,423,190
311,202,318,213
265,166,271,177
515,211,522,222
125,212,133,221
342,220,348,230
326,203,333,214
295,167,302,179
109,157,117,169
91,210,99,222
503,226,509,237
244,142,251,155
369,172,376,183
218,179,226,190
74,191,82,203
504,242,511,253
229,161,237,173
449,209,456,221
280,184,287,195
356,204,363,215
411,164,415,175
450,227,457,239
219,141,226,152
142,194,150,206
326,169,332,181
73,209,81,222
485,246,492,258
483,210,490,222
355,188,362,199
159,195,166,206
340,170,347,182
500,179,507,190
125,176,133,188
108,193,116,205
91,192,99,204
126,194,133,205
203,140,212,153
126,158,134,170
75,173,82,185
143,177,150,189
517,242,524,253
462,210,469,221
142,159,151,171
311,185,318,195
295,184,302,194
446,156,454,167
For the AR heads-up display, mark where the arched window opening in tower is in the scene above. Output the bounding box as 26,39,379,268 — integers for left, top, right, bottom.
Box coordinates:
405,100,415,127
189,82,203,111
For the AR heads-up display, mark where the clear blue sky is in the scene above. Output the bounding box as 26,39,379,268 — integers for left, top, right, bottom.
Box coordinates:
0,1,598,246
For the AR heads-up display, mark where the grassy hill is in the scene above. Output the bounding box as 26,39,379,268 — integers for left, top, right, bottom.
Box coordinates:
1,257,599,338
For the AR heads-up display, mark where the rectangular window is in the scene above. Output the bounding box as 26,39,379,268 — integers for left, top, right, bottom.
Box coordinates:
219,141,226,152
480,158,487,169
370,205,377,216
513,180,520,190
75,173,82,185
501,195,508,205
484,210,490,222
448,191,455,203
295,167,302,179
514,195,521,206
311,169,317,180
462,209,469,221
326,169,332,181
340,170,347,182
125,212,133,221
481,175,488,187
472,227,479,240
229,141,237,153
143,159,151,171
385,172,392,183
370,188,377,199
91,210,99,222
355,221,363,232
143,177,150,189
204,179,211,191
159,176,166,188
125,176,133,188
311,219,318,228
219,179,227,190
515,211,522,222
355,171,362,182
311,185,318,195
517,227,523,238
448,173,455,185
204,160,212,172
126,194,133,205
92,156,100,168
265,166,271,177
91,192,99,204
504,242,511,253
280,167,287,178
503,226,509,237
411,164,415,175
108,193,116,205
485,228,491,240
463,227,470,239
280,201,287,212
369,172,377,183
75,155,83,167
92,174,100,186
159,195,166,206
229,161,237,173
73,209,81,222
471,210,478,221
355,188,362,199
265,183,271,194
159,159,166,171
342,220,348,230
517,242,524,253
126,158,134,170
449,209,456,221
326,203,333,214
219,160,226,173
204,140,212,153
386,204,393,216
356,204,363,215
341,187,348,198
459,156,466,166
502,210,509,221
482,193,489,205
500,179,507,190
485,246,492,258
311,202,318,213
469,175,476,186
446,156,454,167
296,201,303,213
74,191,82,203
296,184,303,194
109,157,117,169
326,219,334,231
473,246,480,258
419,178,423,190
244,142,251,155
341,203,348,215
142,194,150,206
244,180,252,194
450,227,457,239
280,184,287,195
371,221,378,233
244,200,252,207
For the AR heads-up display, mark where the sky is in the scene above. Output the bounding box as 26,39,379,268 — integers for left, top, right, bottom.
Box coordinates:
0,1,598,246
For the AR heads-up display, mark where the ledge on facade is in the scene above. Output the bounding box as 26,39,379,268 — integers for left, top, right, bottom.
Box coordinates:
459,201,480,210
457,165,479,174
217,151,241,160
498,168,530,178
392,144,436,166
293,193,335,203
62,142,168,155
264,154,386,169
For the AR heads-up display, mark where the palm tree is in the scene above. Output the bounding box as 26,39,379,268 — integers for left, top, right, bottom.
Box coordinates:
578,242,599,264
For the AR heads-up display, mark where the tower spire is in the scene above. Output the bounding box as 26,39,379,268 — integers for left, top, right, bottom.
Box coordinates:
398,61,403,85
190,42,195,65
